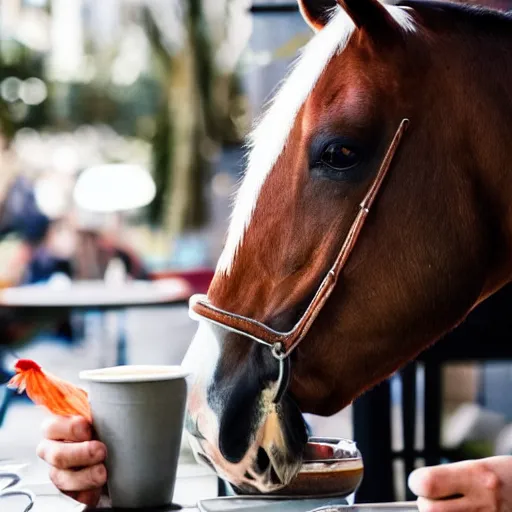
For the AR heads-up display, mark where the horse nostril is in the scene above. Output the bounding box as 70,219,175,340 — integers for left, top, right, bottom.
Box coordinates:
244,471,255,481
270,466,282,485
256,447,270,474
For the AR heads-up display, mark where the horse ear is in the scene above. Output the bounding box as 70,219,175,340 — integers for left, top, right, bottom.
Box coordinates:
336,0,409,38
298,0,339,31
299,0,413,39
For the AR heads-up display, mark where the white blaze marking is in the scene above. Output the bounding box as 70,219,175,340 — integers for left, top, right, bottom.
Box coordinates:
216,4,415,275
182,320,220,387
182,321,222,460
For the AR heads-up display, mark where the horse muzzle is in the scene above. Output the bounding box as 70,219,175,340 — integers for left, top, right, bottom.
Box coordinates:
183,319,307,493
185,387,306,494
186,413,303,493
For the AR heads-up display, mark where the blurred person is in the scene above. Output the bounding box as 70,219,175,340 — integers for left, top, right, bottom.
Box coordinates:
7,197,76,340
0,178,72,352
74,229,149,281
0,176,57,285
20,217,75,285
70,209,149,281
17,210,149,284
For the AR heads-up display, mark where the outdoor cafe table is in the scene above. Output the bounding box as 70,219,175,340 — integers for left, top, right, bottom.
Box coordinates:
0,279,192,366
0,279,191,309
1,460,420,511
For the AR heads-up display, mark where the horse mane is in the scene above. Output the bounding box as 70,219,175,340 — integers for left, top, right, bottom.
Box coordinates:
399,0,512,30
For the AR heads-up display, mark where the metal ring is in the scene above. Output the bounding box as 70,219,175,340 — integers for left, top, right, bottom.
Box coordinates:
271,342,287,361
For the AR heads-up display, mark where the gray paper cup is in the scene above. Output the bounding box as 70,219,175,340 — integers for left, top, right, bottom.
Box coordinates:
80,365,188,509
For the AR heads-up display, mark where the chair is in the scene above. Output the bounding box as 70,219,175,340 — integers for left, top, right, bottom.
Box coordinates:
354,282,512,503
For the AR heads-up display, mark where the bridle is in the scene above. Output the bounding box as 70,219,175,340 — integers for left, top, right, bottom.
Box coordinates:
189,118,410,403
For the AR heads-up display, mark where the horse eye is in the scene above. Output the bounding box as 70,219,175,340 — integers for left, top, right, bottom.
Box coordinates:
320,143,359,171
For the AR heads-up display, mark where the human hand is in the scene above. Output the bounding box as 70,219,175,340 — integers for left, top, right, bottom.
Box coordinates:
408,456,512,512
37,415,107,507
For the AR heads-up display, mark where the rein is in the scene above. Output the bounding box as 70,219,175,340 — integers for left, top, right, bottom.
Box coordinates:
189,118,410,403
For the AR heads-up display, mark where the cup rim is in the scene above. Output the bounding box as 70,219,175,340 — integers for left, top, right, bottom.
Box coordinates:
79,365,189,383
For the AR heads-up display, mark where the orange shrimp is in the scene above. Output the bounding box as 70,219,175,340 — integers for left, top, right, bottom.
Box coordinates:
8,359,92,422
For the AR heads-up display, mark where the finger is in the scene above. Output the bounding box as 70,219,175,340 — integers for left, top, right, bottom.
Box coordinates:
37,439,106,469
409,463,472,499
410,460,499,500
42,416,91,442
49,463,107,492
417,496,471,512
66,489,103,507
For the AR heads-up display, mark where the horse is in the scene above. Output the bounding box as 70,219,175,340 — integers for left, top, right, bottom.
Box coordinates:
183,0,512,494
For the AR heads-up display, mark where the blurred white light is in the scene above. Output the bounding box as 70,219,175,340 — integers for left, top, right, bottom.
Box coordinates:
35,176,69,219
74,164,156,213
48,0,84,82
1,77,22,102
111,25,147,86
19,78,48,105
13,128,47,169
15,10,51,52
215,2,253,74
212,172,234,198
111,57,141,86
79,56,97,83
26,0,48,7
74,208,107,231
14,127,41,146
52,145,79,174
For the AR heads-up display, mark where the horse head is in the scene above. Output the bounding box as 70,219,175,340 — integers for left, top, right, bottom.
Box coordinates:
184,0,512,493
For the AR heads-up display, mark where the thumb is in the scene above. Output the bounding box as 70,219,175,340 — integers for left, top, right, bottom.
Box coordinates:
408,463,469,499
408,467,431,497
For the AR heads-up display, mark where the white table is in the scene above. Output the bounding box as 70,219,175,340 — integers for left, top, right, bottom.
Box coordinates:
0,279,191,310
0,459,218,511
0,279,192,366
1,458,419,511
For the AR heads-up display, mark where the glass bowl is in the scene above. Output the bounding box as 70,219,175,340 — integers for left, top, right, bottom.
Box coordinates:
270,437,363,497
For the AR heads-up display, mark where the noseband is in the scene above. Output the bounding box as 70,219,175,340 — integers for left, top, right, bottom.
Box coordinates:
189,119,410,403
